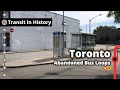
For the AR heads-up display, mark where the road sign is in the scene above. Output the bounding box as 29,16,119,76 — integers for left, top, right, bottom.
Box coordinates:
9,27,14,32
112,45,120,79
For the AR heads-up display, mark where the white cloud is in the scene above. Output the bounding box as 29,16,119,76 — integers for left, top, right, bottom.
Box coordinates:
51,11,120,33
50,11,114,26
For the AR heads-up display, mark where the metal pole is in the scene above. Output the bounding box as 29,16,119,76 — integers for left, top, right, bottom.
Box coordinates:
89,14,102,34
79,20,80,32
3,11,6,77
86,24,87,33
81,35,82,50
62,11,64,58
11,32,12,52
89,20,91,34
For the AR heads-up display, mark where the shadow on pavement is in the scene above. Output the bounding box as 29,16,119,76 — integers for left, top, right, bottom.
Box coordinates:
94,74,120,79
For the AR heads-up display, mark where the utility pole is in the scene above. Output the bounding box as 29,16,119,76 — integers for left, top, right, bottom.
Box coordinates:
79,20,81,32
62,11,64,58
86,24,87,33
89,20,91,34
89,14,102,34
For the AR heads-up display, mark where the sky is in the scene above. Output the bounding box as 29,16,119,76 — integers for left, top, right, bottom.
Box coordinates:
51,11,120,33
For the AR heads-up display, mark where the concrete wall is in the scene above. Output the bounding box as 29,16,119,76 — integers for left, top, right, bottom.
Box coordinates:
10,11,80,52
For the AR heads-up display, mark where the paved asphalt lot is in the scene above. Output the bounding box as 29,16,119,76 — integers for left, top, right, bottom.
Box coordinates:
0,64,112,79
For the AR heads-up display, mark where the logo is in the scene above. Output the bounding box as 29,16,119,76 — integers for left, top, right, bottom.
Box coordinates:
104,66,111,70
1,19,7,25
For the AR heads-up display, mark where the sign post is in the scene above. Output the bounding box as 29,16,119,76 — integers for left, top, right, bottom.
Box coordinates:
112,45,120,79
9,27,14,52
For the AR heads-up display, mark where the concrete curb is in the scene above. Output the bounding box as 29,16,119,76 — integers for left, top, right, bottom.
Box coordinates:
1,58,71,68
1,61,54,68
1,60,53,68
0,50,52,55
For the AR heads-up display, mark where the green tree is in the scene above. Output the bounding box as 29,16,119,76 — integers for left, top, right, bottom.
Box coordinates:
93,26,117,34
107,11,120,23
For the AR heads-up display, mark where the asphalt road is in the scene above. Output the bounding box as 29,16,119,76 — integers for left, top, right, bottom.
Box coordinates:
0,47,120,79
0,61,119,79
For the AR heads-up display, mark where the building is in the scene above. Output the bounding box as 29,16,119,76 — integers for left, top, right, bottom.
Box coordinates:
0,11,80,52
96,28,120,44
71,33,96,50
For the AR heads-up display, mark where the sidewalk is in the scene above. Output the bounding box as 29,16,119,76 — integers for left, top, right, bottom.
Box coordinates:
1,58,53,68
1,58,70,68
0,50,54,68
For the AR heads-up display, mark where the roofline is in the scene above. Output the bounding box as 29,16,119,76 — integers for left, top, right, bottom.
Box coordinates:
9,11,80,22
47,11,80,21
